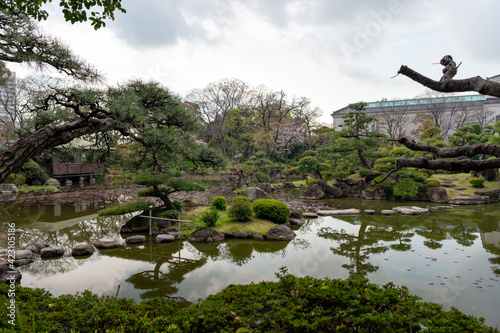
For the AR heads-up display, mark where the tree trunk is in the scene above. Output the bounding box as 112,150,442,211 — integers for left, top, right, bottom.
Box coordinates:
0,118,112,183
152,184,176,210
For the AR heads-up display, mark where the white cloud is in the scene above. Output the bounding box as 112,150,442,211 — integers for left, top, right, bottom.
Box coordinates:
8,0,500,124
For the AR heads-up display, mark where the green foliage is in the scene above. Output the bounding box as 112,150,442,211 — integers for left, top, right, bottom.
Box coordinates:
172,200,183,212
389,147,412,156
374,157,396,172
424,178,441,188
98,200,153,216
161,209,179,220
228,199,253,222
305,177,318,187
254,172,271,183
210,196,227,211
333,170,349,181
1,275,496,332
232,195,250,203
252,198,290,224
21,159,49,184
357,168,370,177
201,208,219,227
393,178,419,199
5,173,26,186
470,178,485,188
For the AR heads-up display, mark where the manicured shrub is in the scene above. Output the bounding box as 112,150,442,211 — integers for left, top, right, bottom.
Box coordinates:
21,159,49,184
254,172,271,183
5,173,26,186
161,209,179,220
232,195,250,204
201,208,219,227
252,198,290,224
424,178,441,188
470,178,485,188
394,178,419,199
306,177,318,187
357,168,370,177
172,200,183,212
210,196,227,211
228,199,253,222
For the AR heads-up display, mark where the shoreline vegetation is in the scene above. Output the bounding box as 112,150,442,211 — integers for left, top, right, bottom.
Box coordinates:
1,270,498,332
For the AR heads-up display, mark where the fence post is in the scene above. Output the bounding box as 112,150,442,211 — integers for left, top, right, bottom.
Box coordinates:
149,209,152,236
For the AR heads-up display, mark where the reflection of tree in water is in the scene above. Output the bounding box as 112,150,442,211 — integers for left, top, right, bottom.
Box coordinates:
414,218,447,249
448,221,478,247
18,255,93,279
318,221,389,280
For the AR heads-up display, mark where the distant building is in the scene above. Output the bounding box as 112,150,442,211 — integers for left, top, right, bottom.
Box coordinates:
331,75,500,138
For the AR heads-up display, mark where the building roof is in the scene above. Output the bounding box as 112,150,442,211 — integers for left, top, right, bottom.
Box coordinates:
331,94,491,117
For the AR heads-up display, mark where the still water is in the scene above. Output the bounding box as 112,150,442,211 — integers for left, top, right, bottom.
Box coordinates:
1,199,500,328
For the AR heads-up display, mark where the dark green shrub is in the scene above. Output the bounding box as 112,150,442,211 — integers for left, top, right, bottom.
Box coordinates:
252,198,290,224
210,196,227,211
172,200,183,212
254,172,271,183
419,168,434,177
232,196,250,204
228,199,253,222
357,168,370,177
5,173,26,186
394,178,419,199
470,178,485,188
424,178,441,188
201,208,219,227
161,209,179,220
21,159,49,184
333,171,349,181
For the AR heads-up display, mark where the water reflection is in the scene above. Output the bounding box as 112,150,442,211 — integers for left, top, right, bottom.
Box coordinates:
1,200,500,327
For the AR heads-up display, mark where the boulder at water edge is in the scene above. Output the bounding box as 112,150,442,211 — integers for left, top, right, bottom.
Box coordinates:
72,244,95,256
449,196,489,205
126,235,146,244
40,246,65,259
187,227,224,243
13,250,34,266
22,242,50,253
289,211,305,225
426,187,448,203
94,238,122,249
265,224,296,241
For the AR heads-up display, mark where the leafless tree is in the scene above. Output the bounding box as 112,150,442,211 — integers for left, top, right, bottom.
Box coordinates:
377,98,410,139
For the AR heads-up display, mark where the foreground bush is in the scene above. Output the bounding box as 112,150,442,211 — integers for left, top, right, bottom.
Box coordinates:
228,198,253,222
98,200,154,216
252,198,290,224
470,177,485,188
0,275,497,332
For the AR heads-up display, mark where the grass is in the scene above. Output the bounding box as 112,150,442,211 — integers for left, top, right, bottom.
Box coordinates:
183,206,276,235
430,173,500,198
17,185,57,193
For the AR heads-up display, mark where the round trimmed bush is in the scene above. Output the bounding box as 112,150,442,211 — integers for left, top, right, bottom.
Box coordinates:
211,196,227,211
470,178,485,188
228,200,253,222
161,209,179,220
201,208,219,227
251,199,290,224
232,196,250,204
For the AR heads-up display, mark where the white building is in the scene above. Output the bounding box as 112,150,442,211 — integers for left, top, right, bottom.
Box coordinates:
331,75,500,139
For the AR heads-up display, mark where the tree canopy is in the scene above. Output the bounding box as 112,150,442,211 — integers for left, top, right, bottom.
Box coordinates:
0,0,126,29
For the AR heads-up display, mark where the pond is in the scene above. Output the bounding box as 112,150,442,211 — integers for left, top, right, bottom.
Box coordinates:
2,198,500,328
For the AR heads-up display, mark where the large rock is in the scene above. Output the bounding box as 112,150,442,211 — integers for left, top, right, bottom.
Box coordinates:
40,246,65,259
72,244,95,256
94,238,123,249
373,188,388,200
120,207,170,233
0,264,21,284
478,168,499,181
392,206,430,215
0,183,19,193
381,210,396,216
233,231,252,239
323,185,347,198
426,187,448,203
44,178,60,187
317,208,360,216
282,182,297,189
300,183,324,200
289,211,305,225
252,233,265,241
244,187,270,201
474,189,500,203
126,235,146,244
187,227,224,243
449,196,490,205
302,212,318,218
13,250,34,266
21,242,50,253
265,224,296,241
156,234,175,243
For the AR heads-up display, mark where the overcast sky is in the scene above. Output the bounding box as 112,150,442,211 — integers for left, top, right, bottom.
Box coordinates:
9,0,500,124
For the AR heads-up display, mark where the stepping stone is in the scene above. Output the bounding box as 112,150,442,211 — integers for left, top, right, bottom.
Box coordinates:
94,238,122,249
302,212,318,218
317,209,360,216
392,206,430,215
125,235,146,244
156,234,175,243
13,250,35,266
22,242,50,253
40,246,65,259
381,210,396,216
72,244,95,256
364,209,376,214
